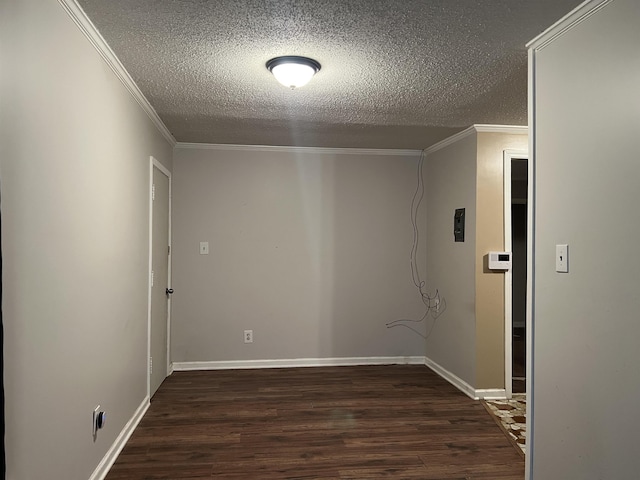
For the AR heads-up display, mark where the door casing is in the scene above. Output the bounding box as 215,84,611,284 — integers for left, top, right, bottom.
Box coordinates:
147,156,172,397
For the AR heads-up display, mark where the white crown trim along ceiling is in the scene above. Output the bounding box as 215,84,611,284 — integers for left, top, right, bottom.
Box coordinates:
472,125,528,134
527,0,612,51
58,0,177,146
424,124,528,156
175,142,422,157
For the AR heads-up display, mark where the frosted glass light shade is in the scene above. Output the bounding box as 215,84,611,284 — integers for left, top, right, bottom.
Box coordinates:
266,56,321,89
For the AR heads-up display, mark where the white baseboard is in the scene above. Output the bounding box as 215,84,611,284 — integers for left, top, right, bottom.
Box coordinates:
423,356,507,400
88,396,150,480
475,388,507,400
172,356,506,400
172,356,426,371
424,356,477,399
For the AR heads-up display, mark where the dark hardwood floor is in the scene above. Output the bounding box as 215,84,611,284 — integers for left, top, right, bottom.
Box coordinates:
106,365,524,479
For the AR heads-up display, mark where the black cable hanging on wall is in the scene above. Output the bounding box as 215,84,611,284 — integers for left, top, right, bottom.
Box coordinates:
386,151,446,339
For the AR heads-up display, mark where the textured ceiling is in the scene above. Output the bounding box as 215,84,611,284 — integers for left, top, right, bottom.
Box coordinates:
76,0,581,149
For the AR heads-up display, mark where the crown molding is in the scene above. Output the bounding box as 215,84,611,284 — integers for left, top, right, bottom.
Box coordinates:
175,142,422,157
58,0,176,147
423,124,528,156
527,0,612,51
422,126,477,155
473,124,528,134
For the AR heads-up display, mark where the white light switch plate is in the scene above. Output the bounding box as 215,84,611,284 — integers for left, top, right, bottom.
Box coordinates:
556,244,568,273
199,241,209,255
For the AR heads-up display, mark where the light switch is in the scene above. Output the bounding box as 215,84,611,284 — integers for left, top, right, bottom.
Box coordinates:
199,241,209,255
556,244,568,273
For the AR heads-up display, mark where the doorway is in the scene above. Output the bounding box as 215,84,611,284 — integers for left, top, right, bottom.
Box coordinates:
504,151,529,398
148,157,172,398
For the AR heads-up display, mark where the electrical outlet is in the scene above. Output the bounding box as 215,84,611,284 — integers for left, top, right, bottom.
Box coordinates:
244,330,253,343
149,356,153,374
92,405,103,436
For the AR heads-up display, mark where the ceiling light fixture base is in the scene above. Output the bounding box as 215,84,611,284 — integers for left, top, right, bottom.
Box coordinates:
266,56,321,89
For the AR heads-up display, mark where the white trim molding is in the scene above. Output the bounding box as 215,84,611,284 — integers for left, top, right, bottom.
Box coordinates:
424,125,528,156
147,157,172,398
473,125,528,135
424,356,507,400
172,356,426,371
57,0,176,146
526,44,537,480
173,356,507,400
527,0,612,51
475,389,508,400
174,142,421,157
424,356,476,399
423,126,476,155
503,149,529,400
88,396,150,480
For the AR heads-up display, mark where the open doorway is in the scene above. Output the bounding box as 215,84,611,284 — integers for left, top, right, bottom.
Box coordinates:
504,151,529,398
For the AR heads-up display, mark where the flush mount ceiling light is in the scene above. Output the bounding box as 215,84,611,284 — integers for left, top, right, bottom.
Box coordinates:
266,56,321,89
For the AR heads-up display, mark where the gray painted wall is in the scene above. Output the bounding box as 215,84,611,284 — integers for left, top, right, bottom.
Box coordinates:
424,130,527,390
171,146,427,362
424,133,478,386
0,1,172,478
531,0,640,477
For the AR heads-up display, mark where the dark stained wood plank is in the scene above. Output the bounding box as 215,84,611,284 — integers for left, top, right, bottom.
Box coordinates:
105,365,524,480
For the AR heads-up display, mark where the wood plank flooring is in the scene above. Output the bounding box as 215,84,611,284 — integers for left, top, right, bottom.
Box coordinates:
106,365,524,479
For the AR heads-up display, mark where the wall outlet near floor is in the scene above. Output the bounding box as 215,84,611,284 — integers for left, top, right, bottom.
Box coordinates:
244,330,253,343
92,405,106,436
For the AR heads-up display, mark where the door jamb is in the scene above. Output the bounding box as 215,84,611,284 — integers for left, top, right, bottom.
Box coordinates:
147,156,172,397
503,149,528,400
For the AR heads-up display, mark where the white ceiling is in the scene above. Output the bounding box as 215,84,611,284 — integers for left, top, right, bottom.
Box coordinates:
76,0,582,149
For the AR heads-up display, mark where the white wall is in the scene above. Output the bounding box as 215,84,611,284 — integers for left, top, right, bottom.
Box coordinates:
171,146,427,363
424,128,527,391
0,1,173,478
424,132,478,386
530,0,640,477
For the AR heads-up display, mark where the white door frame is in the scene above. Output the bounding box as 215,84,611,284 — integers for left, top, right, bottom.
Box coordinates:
503,149,528,399
147,156,172,397
525,145,535,478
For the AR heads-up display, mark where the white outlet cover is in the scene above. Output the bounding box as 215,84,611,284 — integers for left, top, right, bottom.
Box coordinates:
92,405,101,435
199,241,209,255
244,330,253,343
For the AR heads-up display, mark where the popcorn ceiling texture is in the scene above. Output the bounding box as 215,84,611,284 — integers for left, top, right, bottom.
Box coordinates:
77,0,581,149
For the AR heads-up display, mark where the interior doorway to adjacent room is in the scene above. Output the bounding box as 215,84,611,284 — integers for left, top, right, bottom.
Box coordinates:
504,151,529,397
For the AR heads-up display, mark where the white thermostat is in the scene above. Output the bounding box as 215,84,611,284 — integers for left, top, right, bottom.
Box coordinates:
488,251,512,270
